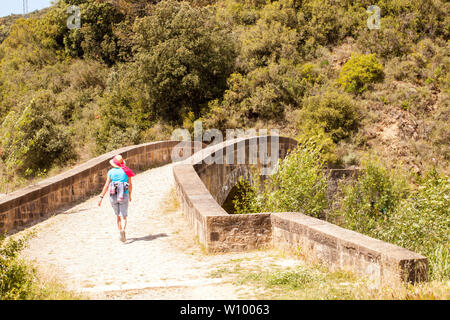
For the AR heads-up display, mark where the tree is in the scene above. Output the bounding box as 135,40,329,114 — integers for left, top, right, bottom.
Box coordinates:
0,91,75,176
297,90,359,143
62,0,125,65
203,60,323,130
132,0,237,123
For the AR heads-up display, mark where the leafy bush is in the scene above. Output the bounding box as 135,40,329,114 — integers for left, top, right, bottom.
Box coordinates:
62,0,125,64
216,0,261,26
356,0,448,58
297,0,364,47
234,138,329,218
203,60,323,130
383,170,449,280
296,126,338,167
239,19,300,72
132,0,236,123
0,232,82,300
232,175,264,215
95,83,145,153
0,91,75,176
0,18,57,74
0,233,34,300
295,89,358,167
338,53,384,94
356,16,413,59
335,159,449,281
297,90,359,143
334,157,409,234
387,39,449,91
377,0,448,40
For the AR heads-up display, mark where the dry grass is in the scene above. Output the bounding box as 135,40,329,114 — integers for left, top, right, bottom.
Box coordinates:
208,249,450,300
159,187,180,214
28,263,88,300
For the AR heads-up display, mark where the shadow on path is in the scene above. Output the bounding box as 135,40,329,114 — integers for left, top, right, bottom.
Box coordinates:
125,233,168,244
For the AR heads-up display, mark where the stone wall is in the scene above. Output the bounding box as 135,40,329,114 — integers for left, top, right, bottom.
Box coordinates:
193,136,297,205
173,136,428,284
271,212,428,285
173,164,273,252
0,141,197,233
173,136,297,252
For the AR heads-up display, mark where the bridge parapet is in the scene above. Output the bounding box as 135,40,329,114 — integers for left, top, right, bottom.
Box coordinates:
0,141,197,233
172,136,428,285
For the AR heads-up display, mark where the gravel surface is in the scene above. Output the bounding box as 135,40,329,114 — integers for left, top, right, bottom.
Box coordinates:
17,163,301,299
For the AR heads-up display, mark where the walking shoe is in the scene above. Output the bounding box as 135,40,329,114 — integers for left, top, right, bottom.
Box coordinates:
120,230,126,242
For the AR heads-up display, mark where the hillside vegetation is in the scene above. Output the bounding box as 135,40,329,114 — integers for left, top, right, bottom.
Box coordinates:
0,0,448,191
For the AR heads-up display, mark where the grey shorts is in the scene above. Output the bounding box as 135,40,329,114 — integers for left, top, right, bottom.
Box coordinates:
109,194,129,218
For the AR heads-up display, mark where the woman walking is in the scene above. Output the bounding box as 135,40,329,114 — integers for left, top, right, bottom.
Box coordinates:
98,155,135,242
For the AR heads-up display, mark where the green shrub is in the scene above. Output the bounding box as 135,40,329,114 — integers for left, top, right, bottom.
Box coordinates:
267,141,329,218
62,0,125,65
356,0,448,58
297,90,359,143
377,0,448,40
297,0,364,47
384,170,449,280
387,39,449,91
239,19,300,72
232,175,264,215
203,60,322,130
334,157,409,235
234,138,329,218
132,0,236,123
335,159,449,281
0,233,34,300
0,232,83,300
356,16,413,59
338,53,384,94
0,91,76,176
36,1,69,52
95,87,144,153
216,0,261,26
296,126,338,166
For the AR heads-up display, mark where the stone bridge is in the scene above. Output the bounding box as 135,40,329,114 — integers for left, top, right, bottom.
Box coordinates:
1,136,428,286
173,135,428,285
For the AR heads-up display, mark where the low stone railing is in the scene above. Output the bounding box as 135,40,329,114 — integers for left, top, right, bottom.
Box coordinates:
0,141,197,233
173,136,295,252
1,136,428,285
271,212,428,284
173,136,428,285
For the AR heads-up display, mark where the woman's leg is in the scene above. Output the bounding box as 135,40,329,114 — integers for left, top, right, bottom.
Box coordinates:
121,216,127,231
119,197,129,231
110,195,122,231
118,197,129,243
116,215,122,231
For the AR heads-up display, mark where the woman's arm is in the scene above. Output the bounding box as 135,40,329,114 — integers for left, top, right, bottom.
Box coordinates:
128,177,132,202
98,176,111,206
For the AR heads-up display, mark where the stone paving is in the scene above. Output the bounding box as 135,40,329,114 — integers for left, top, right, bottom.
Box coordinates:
17,163,301,299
